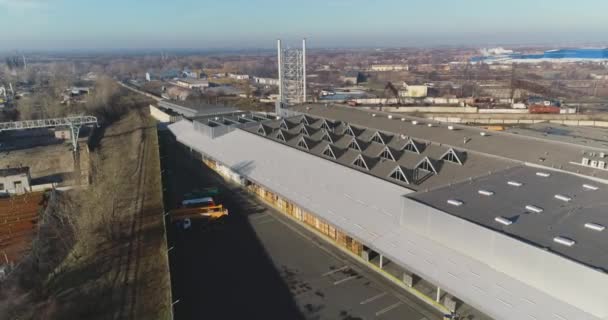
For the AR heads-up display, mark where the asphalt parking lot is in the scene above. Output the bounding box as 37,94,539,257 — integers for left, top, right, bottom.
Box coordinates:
160,131,442,320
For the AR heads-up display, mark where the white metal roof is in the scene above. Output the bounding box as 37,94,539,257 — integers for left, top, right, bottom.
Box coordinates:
169,120,604,320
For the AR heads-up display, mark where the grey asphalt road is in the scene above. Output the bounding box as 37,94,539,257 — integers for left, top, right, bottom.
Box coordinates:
160,131,442,320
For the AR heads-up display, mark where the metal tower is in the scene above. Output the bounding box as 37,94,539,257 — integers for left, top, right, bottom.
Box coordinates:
277,39,307,105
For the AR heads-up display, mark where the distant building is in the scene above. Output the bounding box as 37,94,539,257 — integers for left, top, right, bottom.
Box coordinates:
399,83,428,98
370,64,408,72
253,77,279,86
54,129,72,140
0,167,31,195
340,71,363,85
228,73,250,80
147,69,182,81
176,79,210,90
69,87,90,96
82,72,98,81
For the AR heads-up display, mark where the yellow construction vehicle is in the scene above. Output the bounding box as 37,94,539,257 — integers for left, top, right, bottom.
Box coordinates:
170,188,229,227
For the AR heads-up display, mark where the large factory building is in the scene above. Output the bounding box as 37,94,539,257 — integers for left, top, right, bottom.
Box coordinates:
168,104,608,320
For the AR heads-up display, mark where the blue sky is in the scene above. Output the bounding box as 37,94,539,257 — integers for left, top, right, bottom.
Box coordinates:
0,0,606,50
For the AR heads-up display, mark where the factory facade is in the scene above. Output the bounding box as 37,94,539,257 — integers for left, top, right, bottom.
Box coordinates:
168,105,608,320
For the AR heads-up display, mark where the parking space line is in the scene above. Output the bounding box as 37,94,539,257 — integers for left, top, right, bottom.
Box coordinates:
360,292,387,305
375,302,402,317
254,218,276,225
249,213,269,220
322,266,348,277
333,275,357,285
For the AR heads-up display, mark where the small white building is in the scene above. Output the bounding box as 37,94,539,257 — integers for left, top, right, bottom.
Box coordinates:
228,73,250,80
253,77,279,86
0,167,31,195
176,79,210,90
399,83,428,98
370,64,409,72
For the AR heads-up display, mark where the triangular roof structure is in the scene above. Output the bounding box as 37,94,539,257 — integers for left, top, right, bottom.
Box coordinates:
300,125,310,137
296,136,310,150
348,137,363,151
379,146,397,161
370,131,392,145
403,138,421,154
321,144,337,159
279,119,289,130
257,124,271,136
302,115,316,125
415,156,438,174
320,130,334,144
320,119,333,132
276,130,287,142
441,148,464,165
344,124,364,137
388,166,410,184
352,154,370,171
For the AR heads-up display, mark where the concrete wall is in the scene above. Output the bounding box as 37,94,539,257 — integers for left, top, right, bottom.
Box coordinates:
149,104,172,123
369,106,478,114
0,174,31,194
478,108,528,114
423,115,608,127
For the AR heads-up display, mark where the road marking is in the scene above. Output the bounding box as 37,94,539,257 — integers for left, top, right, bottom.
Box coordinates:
322,266,348,277
333,275,357,285
375,302,402,317
254,218,276,225
249,213,269,220
360,292,387,305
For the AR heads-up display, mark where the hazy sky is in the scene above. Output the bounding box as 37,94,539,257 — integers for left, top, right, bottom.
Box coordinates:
0,0,606,50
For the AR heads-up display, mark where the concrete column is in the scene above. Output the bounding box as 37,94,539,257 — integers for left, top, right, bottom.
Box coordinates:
379,254,384,269
436,287,441,302
402,272,413,287
361,250,370,262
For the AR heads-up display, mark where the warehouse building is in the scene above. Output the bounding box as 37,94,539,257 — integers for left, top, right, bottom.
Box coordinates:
168,104,608,320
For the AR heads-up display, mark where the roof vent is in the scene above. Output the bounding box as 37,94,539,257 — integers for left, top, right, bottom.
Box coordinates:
427,123,433,127
494,216,513,226
447,199,464,207
536,172,551,177
480,132,487,136
508,181,523,187
584,222,605,232
412,120,418,125
478,190,495,196
554,194,572,202
401,118,406,122
583,184,599,191
372,113,377,117
448,126,454,130
388,115,393,119
553,236,575,247
525,205,543,213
